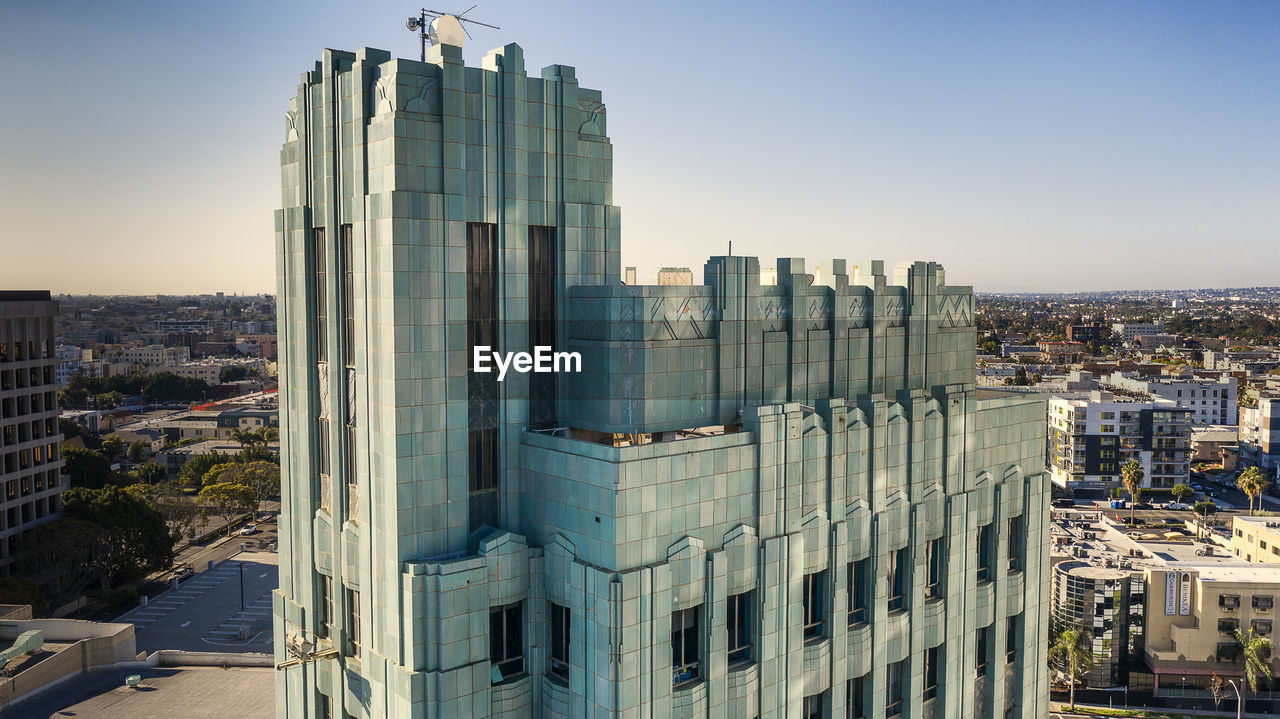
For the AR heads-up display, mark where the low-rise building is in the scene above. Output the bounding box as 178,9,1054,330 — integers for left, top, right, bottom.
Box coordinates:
1133,334,1182,350
1106,372,1238,426
1229,516,1280,564
1143,565,1280,693
1048,392,1191,490
117,344,190,366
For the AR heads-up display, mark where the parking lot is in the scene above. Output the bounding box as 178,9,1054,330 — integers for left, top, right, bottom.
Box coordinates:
120,549,277,654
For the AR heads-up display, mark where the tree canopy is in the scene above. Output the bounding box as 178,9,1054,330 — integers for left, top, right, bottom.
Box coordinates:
62,485,173,588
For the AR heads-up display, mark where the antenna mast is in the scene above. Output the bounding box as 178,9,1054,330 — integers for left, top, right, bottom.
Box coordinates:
406,6,501,60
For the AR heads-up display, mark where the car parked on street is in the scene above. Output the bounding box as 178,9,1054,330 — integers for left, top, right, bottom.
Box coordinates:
238,523,258,536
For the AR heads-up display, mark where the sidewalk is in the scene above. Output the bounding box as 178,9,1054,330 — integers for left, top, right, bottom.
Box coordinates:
1052,699,1275,718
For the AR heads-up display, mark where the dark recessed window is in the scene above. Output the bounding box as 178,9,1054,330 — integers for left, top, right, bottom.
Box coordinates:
548,602,570,683
672,606,701,687
977,522,995,582
489,601,524,683
802,571,826,642
887,549,907,612
976,624,991,678
886,660,905,717
848,559,868,625
312,228,327,360
926,538,945,599
528,225,558,428
340,224,354,368
1007,614,1020,664
848,675,867,719
1007,515,1024,572
318,575,333,639
924,645,940,700
344,587,360,658
727,591,753,666
802,692,825,719
468,428,499,530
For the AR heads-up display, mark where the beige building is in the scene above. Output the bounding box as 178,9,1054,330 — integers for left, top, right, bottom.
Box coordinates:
1143,565,1280,693
1230,515,1280,564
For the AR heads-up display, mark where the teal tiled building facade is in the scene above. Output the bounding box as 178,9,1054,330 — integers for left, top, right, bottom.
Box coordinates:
273,38,1049,719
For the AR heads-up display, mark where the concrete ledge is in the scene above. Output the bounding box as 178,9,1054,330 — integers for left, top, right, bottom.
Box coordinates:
149,650,274,668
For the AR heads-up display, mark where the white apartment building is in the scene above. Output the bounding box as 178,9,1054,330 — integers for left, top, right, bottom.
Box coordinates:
1111,322,1164,343
1106,371,1238,425
118,344,190,366
1048,392,1191,491
54,345,82,387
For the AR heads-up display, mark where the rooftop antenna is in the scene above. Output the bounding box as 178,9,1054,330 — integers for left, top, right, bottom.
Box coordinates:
406,6,500,61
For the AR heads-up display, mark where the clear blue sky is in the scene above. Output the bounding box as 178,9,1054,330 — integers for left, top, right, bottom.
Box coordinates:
1,1,1276,294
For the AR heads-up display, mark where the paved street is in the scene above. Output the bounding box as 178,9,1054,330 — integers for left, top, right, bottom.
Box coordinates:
121,549,278,654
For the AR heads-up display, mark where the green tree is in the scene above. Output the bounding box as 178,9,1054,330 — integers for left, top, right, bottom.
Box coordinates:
126,481,207,544
1233,628,1274,695
0,576,47,616
178,451,226,488
60,445,115,489
198,482,255,537
1120,459,1144,525
219,366,250,383
1048,628,1094,710
1193,501,1218,540
99,434,125,461
1171,483,1195,504
1237,467,1270,516
203,460,280,514
58,418,90,441
128,462,167,485
62,486,173,592
10,518,110,610
126,439,147,461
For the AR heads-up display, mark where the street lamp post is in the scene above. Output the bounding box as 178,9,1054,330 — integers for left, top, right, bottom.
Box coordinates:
1228,679,1243,719
238,562,246,638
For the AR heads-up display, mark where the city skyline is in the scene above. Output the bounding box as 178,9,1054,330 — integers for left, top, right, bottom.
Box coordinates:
2,0,1278,295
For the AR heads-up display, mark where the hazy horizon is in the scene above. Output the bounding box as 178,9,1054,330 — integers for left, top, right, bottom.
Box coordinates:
2,1,1277,295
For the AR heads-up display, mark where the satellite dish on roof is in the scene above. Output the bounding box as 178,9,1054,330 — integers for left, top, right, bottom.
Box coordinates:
429,15,467,47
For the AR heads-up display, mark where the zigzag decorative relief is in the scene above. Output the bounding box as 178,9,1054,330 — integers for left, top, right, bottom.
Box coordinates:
884,296,907,327
936,293,973,327
847,294,871,328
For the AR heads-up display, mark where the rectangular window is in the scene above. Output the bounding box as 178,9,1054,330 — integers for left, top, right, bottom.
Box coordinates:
847,675,866,719
727,591,753,666
344,587,360,657
1006,614,1020,664
312,228,328,360
467,222,499,533
848,559,869,624
887,549,907,612
468,428,499,530
926,538,944,598
489,601,524,683
549,602,570,683
528,225,557,428
977,522,995,582
316,417,330,511
344,425,357,523
317,575,333,638
1007,515,1024,572
341,224,355,368
802,693,824,719
802,571,826,641
976,624,990,677
886,659,905,717
672,606,701,687
924,645,940,700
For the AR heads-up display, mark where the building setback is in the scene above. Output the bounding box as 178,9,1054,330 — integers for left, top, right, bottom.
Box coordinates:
0,291,65,572
272,38,1050,719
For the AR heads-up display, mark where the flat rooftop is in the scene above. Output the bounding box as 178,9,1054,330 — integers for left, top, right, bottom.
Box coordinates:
4,665,272,718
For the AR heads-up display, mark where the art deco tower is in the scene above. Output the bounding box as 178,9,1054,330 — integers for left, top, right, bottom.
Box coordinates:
274,30,1049,719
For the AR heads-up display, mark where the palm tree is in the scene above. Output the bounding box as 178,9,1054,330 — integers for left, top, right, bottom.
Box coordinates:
1120,459,1144,526
1237,467,1270,516
230,426,262,449
1234,628,1274,696
1048,628,1094,710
